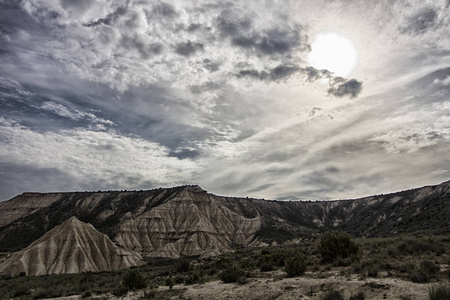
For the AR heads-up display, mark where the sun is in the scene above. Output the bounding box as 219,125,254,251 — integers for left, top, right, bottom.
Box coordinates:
307,32,357,77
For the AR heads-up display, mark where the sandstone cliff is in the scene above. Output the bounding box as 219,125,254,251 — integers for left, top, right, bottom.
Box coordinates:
0,217,144,276
114,185,261,258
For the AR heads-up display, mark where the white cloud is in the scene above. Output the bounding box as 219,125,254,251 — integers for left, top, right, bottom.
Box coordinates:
40,101,114,126
0,118,199,189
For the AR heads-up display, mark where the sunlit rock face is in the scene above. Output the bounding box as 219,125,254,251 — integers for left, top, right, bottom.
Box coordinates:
0,217,144,276
114,185,261,258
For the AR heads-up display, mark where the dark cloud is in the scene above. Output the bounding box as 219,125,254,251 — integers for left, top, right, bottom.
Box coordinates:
216,8,308,56
83,6,128,27
187,23,202,31
175,41,204,56
401,8,437,35
328,79,363,98
122,35,163,59
152,3,177,18
237,64,300,81
203,59,220,72
216,9,253,37
301,67,332,82
232,27,307,55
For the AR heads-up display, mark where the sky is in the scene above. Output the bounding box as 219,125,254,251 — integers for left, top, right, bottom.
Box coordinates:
0,0,449,201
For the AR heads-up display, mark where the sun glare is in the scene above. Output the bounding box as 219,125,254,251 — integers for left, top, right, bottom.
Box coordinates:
307,32,357,77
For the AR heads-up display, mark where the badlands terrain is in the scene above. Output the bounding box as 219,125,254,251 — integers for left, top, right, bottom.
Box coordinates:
0,181,448,299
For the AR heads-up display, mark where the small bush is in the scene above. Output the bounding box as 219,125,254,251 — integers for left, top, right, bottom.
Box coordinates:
174,275,184,284
322,289,344,300
319,232,359,263
260,262,274,272
285,256,306,277
165,277,174,290
219,265,246,283
349,292,365,300
142,289,156,299
410,260,439,283
428,284,450,300
12,285,30,298
184,272,200,285
32,288,63,299
122,270,147,291
176,260,191,273
113,284,129,297
367,267,378,278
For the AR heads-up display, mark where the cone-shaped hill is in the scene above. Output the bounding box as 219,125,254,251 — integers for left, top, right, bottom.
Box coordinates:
0,217,144,276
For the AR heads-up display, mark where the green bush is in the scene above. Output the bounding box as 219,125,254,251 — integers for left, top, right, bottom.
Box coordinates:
428,285,450,300
285,255,306,277
322,289,344,300
219,265,246,283
319,232,359,263
122,270,147,291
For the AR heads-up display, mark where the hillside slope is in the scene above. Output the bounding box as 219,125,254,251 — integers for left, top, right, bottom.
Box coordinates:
0,217,144,276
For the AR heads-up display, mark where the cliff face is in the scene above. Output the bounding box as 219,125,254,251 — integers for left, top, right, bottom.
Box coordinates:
0,181,448,262
114,186,261,258
0,217,144,276
0,193,63,228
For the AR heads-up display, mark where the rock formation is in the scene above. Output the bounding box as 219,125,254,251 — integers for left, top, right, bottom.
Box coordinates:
114,185,261,258
0,217,144,276
0,180,448,271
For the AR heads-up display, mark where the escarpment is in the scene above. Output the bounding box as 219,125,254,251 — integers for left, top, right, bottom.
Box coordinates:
0,180,448,276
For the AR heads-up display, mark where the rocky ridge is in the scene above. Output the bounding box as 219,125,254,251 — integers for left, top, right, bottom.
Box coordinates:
0,181,449,266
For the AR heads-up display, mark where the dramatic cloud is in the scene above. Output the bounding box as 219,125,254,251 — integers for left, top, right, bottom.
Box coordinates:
328,79,363,98
0,0,448,201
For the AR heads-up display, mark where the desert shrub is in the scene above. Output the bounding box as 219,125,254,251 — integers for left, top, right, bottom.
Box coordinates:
410,260,439,283
321,289,344,300
184,272,200,285
219,265,246,283
174,275,184,284
122,270,147,291
428,284,450,300
367,266,379,278
32,287,63,299
112,284,129,297
12,285,30,298
142,289,156,299
260,262,274,272
176,260,191,273
349,292,365,300
319,232,359,263
285,255,306,277
165,277,174,290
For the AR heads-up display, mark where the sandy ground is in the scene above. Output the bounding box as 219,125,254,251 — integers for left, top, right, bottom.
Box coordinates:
45,270,445,300
178,271,433,300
